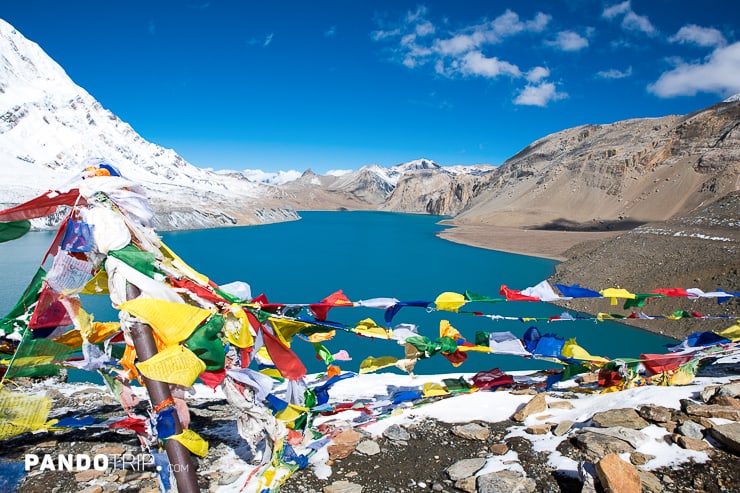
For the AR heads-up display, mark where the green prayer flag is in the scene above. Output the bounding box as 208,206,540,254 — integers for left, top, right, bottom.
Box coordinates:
0,220,31,243
184,315,225,371
108,244,158,278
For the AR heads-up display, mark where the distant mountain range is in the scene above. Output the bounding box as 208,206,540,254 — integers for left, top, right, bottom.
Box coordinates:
1,17,738,234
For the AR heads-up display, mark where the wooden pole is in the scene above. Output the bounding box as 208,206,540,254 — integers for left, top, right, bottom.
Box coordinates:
126,284,200,493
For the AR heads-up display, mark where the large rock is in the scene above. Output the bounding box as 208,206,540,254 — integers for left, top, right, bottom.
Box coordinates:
685,404,740,421
453,423,491,441
638,404,673,423
574,431,635,461
579,426,650,448
709,422,740,454
446,458,487,481
677,420,704,439
477,469,537,493
511,393,547,422
324,481,363,493
591,409,649,429
595,454,642,493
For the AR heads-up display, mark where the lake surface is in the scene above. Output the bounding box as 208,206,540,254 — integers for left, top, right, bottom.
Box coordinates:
0,211,674,375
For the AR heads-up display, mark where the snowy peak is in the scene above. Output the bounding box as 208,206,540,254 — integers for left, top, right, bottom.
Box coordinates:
0,18,296,229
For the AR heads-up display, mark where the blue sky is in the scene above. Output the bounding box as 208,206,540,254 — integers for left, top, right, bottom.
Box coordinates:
3,1,739,173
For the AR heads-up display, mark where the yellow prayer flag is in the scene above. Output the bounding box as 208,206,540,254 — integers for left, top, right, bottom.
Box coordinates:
599,287,636,305
136,344,205,387
53,329,83,349
168,428,209,457
716,323,740,341
561,338,609,363
359,355,398,373
422,382,449,397
434,292,466,312
88,322,121,343
0,390,52,440
80,269,109,295
439,320,462,340
119,298,212,346
275,403,309,423
307,330,336,343
353,318,391,339
1,356,54,367
223,306,254,348
269,318,310,345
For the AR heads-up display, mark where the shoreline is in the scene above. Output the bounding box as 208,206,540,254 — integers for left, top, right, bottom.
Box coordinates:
436,221,621,261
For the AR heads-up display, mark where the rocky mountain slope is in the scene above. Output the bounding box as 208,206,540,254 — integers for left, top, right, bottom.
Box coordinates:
449,101,740,230
0,18,296,230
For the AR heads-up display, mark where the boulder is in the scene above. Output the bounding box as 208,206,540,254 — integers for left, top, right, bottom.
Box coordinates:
709,422,740,454
446,458,486,481
579,426,650,448
637,404,673,423
591,409,649,429
595,454,641,493
453,423,491,441
512,393,547,422
685,404,740,421
574,431,635,461
477,469,537,493
324,480,363,493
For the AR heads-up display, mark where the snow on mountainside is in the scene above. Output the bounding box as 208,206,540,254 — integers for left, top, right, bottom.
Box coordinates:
0,18,296,230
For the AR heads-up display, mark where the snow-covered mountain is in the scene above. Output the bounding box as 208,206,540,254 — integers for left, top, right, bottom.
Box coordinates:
0,18,297,230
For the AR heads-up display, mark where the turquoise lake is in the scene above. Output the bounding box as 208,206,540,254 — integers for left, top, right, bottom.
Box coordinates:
0,211,675,375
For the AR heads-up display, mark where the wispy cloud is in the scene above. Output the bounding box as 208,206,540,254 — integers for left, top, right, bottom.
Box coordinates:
325,25,337,38
649,41,740,98
514,82,568,107
596,66,633,79
372,7,569,107
547,31,589,51
148,19,156,36
602,1,657,36
669,24,726,48
246,33,275,48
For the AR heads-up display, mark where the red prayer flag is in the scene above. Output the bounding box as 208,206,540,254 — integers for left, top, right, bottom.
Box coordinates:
260,326,306,380
640,353,693,375
310,290,352,321
0,189,80,222
499,285,540,302
650,288,689,297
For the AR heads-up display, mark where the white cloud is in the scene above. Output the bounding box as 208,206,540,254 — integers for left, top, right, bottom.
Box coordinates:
547,31,589,51
669,24,726,48
596,66,633,79
263,33,274,47
602,1,631,20
526,66,550,83
602,1,656,36
415,21,435,37
461,51,521,78
242,169,302,185
326,169,353,177
648,42,740,98
325,26,337,38
622,11,657,35
514,82,568,107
